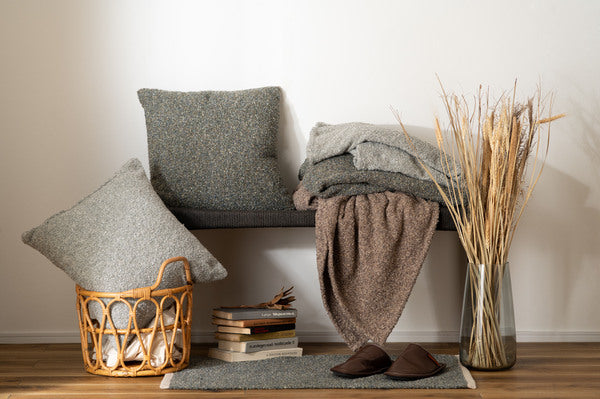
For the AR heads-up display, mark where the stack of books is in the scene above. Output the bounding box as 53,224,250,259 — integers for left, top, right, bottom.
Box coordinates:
208,307,302,362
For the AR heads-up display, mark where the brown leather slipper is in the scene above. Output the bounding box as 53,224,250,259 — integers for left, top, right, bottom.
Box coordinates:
330,344,393,378
384,343,446,380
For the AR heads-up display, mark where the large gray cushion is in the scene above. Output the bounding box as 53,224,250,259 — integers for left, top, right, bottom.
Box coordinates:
138,87,294,211
22,158,227,329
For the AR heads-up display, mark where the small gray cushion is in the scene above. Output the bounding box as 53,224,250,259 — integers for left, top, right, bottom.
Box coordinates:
22,158,227,329
138,87,294,211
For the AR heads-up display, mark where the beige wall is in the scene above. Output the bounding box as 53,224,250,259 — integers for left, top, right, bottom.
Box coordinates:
1,0,598,343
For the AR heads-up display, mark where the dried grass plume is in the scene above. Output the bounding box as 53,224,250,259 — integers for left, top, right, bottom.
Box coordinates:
393,80,565,266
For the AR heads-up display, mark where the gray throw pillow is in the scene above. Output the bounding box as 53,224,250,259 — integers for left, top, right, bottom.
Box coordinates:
22,158,228,329
138,86,294,211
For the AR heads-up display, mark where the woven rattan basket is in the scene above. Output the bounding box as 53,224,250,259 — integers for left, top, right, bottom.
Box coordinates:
75,256,193,377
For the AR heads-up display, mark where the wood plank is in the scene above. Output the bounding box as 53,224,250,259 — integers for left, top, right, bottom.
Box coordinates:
1,342,600,398
6,395,246,399
481,389,600,399
243,390,482,398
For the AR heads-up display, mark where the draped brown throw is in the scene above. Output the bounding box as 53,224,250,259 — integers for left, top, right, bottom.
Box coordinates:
314,191,439,350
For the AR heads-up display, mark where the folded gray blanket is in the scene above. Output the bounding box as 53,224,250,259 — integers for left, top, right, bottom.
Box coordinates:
306,122,460,186
299,155,446,204
315,191,439,350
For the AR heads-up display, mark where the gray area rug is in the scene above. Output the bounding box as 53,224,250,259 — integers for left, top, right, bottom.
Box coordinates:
161,354,476,390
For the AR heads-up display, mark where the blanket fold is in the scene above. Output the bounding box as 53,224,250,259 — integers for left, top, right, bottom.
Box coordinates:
306,122,461,185
313,190,439,351
299,154,446,204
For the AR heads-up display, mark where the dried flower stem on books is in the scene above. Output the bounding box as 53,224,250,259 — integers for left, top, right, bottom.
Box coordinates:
223,286,296,310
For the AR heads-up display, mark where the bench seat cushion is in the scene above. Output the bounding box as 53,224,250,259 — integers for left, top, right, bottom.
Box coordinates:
169,206,455,231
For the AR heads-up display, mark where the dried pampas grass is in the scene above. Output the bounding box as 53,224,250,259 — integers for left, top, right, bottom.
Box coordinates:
394,80,564,266
394,79,564,369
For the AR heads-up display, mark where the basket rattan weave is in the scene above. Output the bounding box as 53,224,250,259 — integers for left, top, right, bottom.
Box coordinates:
75,256,193,377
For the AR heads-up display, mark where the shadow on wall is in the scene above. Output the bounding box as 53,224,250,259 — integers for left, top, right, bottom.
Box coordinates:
503,81,600,328
571,89,600,187
277,88,307,193
190,228,323,333
512,162,600,327
425,231,467,330
190,226,467,340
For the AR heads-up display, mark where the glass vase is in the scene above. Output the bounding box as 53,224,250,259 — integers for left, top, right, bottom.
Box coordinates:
459,262,516,370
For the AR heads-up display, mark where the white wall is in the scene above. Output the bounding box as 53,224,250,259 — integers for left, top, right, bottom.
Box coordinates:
1,0,598,343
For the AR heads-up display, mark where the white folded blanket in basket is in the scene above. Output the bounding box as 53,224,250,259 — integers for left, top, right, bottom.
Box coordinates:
96,305,183,368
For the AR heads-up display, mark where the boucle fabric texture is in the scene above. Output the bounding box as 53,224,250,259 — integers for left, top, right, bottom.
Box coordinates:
351,141,455,185
293,183,457,231
292,183,319,211
169,207,316,229
299,154,446,203
316,192,438,350
22,159,227,329
306,122,461,185
161,354,475,390
138,87,294,211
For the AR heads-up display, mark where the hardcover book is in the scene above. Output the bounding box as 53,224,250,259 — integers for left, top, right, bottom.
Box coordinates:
218,337,299,353
216,323,295,335
211,317,296,328
208,347,303,362
215,330,296,342
212,307,298,320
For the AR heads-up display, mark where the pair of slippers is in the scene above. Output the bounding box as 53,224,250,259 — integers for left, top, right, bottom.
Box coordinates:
330,343,445,380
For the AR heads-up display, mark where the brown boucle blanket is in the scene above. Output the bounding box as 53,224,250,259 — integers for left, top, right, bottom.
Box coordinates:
293,182,319,210
295,185,439,350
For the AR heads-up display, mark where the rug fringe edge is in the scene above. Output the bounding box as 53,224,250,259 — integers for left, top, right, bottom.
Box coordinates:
455,355,477,389
160,372,173,389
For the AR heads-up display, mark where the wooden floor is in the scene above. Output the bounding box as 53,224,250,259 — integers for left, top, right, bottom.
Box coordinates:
1,342,599,398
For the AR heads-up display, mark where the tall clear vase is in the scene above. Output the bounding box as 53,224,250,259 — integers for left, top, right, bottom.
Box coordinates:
459,262,516,370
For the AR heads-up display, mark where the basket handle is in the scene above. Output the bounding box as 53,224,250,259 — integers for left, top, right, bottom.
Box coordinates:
150,256,193,290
